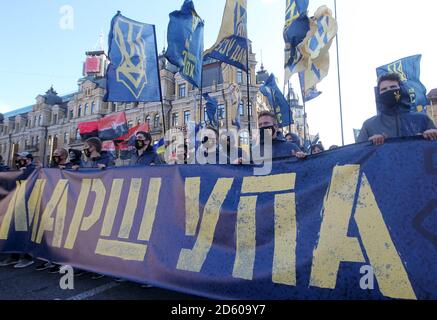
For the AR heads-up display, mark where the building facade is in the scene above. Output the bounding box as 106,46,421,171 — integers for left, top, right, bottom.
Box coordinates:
1,45,293,167
426,89,437,126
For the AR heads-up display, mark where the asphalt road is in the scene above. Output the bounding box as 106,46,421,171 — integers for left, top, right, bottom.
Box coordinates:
0,254,202,300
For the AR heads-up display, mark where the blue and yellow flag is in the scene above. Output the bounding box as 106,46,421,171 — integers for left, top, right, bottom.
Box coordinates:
376,55,429,113
298,72,321,102
105,12,161,102
204,0,248,71
165,0,204,89
296,6,337,91
284,0,310,80
260,74,293,127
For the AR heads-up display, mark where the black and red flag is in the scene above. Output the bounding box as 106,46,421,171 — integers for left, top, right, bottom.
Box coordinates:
78,121,99,140
98,112,128,141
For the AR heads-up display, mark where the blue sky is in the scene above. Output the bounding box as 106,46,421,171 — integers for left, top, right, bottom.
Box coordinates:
0,0,436,147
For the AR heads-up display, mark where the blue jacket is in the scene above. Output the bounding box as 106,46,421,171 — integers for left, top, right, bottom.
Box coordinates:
81,151,114,169
357,103,436,143
130,148,162,166
0,164,9,172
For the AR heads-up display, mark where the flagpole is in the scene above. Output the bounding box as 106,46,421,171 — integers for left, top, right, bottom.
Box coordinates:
245,43,252,160
199,64,204,125
334,0,345,146
298,76,308,145
153,26,167,136
287,81,292,133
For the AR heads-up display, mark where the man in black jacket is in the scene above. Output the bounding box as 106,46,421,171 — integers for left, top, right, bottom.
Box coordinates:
357,73,437,145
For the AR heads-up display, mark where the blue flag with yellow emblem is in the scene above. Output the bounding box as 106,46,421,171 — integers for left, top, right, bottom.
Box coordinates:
204,0,248,71
165,0,204,89
260,74,293,127
105,12,161,102
376,55,428,112
284,0,310,79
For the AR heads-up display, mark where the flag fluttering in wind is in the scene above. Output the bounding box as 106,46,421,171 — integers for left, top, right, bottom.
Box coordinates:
166,0,204,89
297,6,337,91
260,74,293,127
376,55,428,113
203,93,219,127
228,83,242,129
105,12,161,102
204,0,248,71
284,0,310,81
98,112,129,141
285,5,337,95
299,72,322,102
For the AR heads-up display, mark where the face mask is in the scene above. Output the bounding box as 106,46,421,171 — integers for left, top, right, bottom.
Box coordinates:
260,126,275,144
53,156,61,164
135,140,146,150
83,149,91,158
18,160,27,168
380,89,401,108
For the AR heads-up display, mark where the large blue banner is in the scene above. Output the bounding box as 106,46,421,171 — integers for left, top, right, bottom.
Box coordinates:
0,138,436,300
105,12,161,102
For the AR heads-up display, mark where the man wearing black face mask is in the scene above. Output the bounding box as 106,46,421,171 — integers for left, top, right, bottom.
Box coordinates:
257,111,306,160
16,152,36,180
50,148,70,169
357,73,437,145
130,131,162,166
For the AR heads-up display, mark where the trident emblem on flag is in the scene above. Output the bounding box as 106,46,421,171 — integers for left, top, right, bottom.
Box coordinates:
114,17,148,99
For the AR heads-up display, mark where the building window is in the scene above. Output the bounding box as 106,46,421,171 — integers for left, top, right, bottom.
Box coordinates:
76,128,81,140
172,113,179,127
36,136,40,145
178,83,186,98
91,102,95,115
240,131,250,145
78,105,82,118
184,111,191,124
137,119,141,126
31,136,34,146
64,132,69,144
69,109,74,119
128,120,134,129
239,102,244,116
38,115,42,126
53,114,58,125
145,116,151,126
237,70,243,84
217,104,225,120
33,116,37,128
154,114,160,128
84,103,89,116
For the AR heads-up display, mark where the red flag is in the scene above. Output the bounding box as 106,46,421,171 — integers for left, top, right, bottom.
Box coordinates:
98,112,128,141
78,121,99,140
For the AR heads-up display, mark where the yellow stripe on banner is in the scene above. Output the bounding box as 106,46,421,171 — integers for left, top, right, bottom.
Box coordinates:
138,178,162,241
177,178,234,273
310,165,366,289
95,239,147,262
272,193,297,286
355,174,417,300
100,179,124,237
184,177,201,237
81,179,106,231
242,174,296,194
233,196,257,280
0,182,20,240
118,179,142,239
